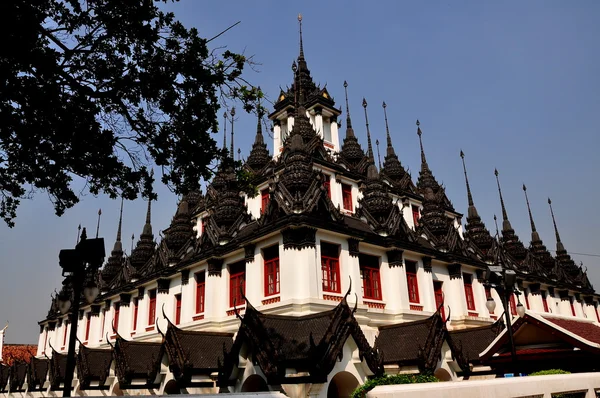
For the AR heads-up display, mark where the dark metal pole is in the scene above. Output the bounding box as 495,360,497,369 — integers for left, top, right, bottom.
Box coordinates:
62,269,84,397
501,286,518,376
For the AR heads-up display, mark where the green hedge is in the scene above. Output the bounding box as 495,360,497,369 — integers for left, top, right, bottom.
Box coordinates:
350,374,439,398
529,369,571,376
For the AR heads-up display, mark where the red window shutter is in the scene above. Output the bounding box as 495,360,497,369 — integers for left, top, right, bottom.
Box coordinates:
62,322,69,346
148,289,157,326
323,175,331,198
100,310,106,339
524,292,530,309
195,272,206,313
132,298,139,331
542,292,549,313
229,262,246,307
321,242,341,293
342,184,352,211
412,205,420,227
360,254,381,300
570,299,576,316
85,313,91,341
405,261,419,304
509,294,517,316
463,274,475,311
263,245,280,296
261,189,270,214
175,294,182,325
114,303,121,332
595,304,600,322
434,281,445,320
201,219,206,234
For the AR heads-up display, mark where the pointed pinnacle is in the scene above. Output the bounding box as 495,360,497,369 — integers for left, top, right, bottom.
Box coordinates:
382,101,395,157
116,197,124,242
548,197,563,247
460,150,474,208
416,120,427,168
376,139,381,169
230,107,235,157
494,169,512,233
522,184,537,233
223,111,227,151
343,81,354,132
493,214,500,237
298,14,304,59
362,98,374,161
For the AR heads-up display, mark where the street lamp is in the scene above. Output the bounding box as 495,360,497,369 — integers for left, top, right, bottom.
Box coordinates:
57,228,105,397
484,266,521,377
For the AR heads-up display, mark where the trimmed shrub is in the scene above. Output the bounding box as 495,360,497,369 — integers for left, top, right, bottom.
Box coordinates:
529,369,571,376
351,374,439,398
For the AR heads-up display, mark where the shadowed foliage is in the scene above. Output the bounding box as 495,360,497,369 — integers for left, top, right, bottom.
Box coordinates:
0,0,261,226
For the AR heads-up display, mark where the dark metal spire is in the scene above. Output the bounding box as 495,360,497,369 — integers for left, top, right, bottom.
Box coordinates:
416,120,427,169
95,208,102,238
548,198,565,252
383,102,396,157
376,139,381,169
523,185,555,271
494,169,511,232
230,107,235,157
223,111,227,152
493,214,499,237
460,150,474,208
115,197,123,244
362,98,374,161
523,184,537,234
76,224,81,244
130,233,134,254
343,81,355,136
494,169,527,262
459,151,493,254
142,195,152,237
298,13,304,60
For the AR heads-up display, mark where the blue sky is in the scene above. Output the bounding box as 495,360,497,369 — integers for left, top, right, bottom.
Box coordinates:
1,1,599,343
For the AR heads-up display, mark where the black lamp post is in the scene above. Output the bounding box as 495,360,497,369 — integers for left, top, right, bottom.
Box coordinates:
484,265,525,377
56,228,105,397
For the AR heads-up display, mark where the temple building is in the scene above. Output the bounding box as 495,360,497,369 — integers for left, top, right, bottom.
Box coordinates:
4,16,600,398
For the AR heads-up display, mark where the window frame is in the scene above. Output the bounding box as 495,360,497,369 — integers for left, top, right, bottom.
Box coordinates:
132,297,139,331
113,302,121,332
175,294,182,325
405,260,420,304
263,245,280,297
84,312,91,342
412,205,420,227
321,242,341,293
463,273,476,311
360,254,382,300
62,321,69,347
341,183,353,211
195,271,206,314
542,291,549,313
261,188,270,214
229,261,246,308
433,281,445,320
509,294,517,316
148,289,157,326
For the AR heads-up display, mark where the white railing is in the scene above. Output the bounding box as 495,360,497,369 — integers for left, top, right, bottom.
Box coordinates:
368,372,600,398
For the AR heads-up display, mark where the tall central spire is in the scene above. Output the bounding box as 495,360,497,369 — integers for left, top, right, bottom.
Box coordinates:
298,13,304,60
230,107,235,157
362,98,374,162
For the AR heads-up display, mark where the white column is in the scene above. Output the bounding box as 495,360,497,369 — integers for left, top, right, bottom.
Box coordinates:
314,108,324,140
419,263,435,312
330,118,340,152
382,258,404,313
205,262,226,319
